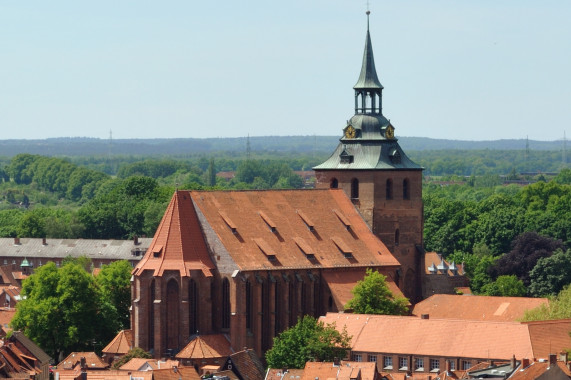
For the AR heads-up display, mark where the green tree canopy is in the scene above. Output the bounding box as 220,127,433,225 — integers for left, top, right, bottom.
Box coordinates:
112,347,152,369
11,262,121,360
529,249,571,297
265,316,351,369
345,268,409,315
480,275,527,297
96,260,132,329
521,285,571,321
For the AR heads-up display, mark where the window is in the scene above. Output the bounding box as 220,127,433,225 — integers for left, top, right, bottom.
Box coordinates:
12,260,15,265
246,280,252,330
2,260,6,265
462,360,472,370
368,355,377,363
403,179,410,199
353,354,362,362
415,358,424,371
448,360,456,371
430,359,440,372
351,178,359,199
399,357,408,370
386,179,393,200
383,356,393,369
330,178,338,189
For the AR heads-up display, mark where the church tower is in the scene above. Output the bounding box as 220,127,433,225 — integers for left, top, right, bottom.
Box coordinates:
314,11,424,301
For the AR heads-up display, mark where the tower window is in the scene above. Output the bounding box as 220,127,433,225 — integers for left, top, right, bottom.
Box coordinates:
246,280,252,330
403,179,410,200
351,178,359,199
330,178,338,189
386,179,393,200
222,278,230,329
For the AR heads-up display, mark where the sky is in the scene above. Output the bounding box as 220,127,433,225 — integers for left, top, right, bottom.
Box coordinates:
1,1,570,141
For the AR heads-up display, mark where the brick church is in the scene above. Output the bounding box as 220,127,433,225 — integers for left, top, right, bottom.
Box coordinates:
130,12,458,360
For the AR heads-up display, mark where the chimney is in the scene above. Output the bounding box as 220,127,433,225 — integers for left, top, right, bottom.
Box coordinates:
421,314,429,320
133,235,139,245
559,351,568,363
549,354,557,367
13,237,20,245
511,355,516,369
333,357,340,366
80,357,87,369
42,237,47,245
522,358,530,368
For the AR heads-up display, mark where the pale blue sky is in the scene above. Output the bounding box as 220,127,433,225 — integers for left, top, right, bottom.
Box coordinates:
1,1,569,141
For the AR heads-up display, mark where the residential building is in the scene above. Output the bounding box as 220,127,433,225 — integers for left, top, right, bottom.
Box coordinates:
412,294,549,322
320,313,571,375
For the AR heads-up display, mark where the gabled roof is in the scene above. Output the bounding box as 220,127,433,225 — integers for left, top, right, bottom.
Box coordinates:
412,294,548,322
102,329,133,355
302,361,377,380
10,331,51,364
133,191,215,277
266,368,305,380
320,313,571,361
227,349,265,380
54,369,153,380
119,358,155,371
188,189,400,272
176,334,232,360
153,366,201,380
58,352,108,370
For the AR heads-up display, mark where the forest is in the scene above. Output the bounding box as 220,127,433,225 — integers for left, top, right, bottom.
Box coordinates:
0,147,569,298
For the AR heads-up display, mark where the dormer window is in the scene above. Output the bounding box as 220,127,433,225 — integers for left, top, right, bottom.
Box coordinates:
389,148,401,164
340,149,354,164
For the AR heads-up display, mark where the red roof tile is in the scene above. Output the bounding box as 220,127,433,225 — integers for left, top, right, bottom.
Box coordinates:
102,329,133,355
412,294,549,322
188,189,400,271
152,366,201,380
58,352,108,370
176,334,233,360
320,313,571,361
301,361,377,380
133,191,215,277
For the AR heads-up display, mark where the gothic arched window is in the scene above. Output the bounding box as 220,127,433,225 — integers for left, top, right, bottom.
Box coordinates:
331,178,338,189
222,278,230,329
403,178,410,200
351,178,359,199
386,179,393,200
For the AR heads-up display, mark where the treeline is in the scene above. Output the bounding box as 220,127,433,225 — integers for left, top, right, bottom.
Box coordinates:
424,169,571,297
0,154,308,239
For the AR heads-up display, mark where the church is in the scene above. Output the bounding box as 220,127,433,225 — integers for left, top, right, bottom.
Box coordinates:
130,12,459,360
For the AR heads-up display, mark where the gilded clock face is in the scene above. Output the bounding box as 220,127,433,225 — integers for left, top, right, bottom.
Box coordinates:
385,125,395,139
344,125,356,139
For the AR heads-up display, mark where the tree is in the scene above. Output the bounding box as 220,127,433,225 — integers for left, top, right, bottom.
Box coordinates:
112,347,152,369
11,262,119,360
480,275,527,297
345,268,409,315
488,232,565,287
521,285,571,321
96,260,132,329
265,316,351,369
529,249,571,297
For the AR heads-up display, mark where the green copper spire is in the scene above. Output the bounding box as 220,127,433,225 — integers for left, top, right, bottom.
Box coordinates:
354,11,383,90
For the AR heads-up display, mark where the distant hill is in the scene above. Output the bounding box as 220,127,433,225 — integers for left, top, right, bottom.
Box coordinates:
0,136,565,157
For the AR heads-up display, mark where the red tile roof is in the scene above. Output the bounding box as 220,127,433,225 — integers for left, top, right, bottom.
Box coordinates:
133,191,216,277
301,361,377,380
102,329,133,355
412,294,549,322
118,358,156,371
320,313,571,361
176,334,232,360
323,269,405,309
58,352,109,370
188,189,400,272
266,368,305,380
152,366,201,380
55,369,153,380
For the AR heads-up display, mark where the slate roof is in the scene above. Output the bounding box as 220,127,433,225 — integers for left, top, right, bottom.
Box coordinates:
353,15,383,90
412,294,549,322
176,334,233,360
102,329,133,356
0,237,151,260
11,331,51,364
320,313,571,361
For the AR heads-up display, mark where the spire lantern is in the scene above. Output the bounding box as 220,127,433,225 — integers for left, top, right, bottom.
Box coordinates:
354,11,383,115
